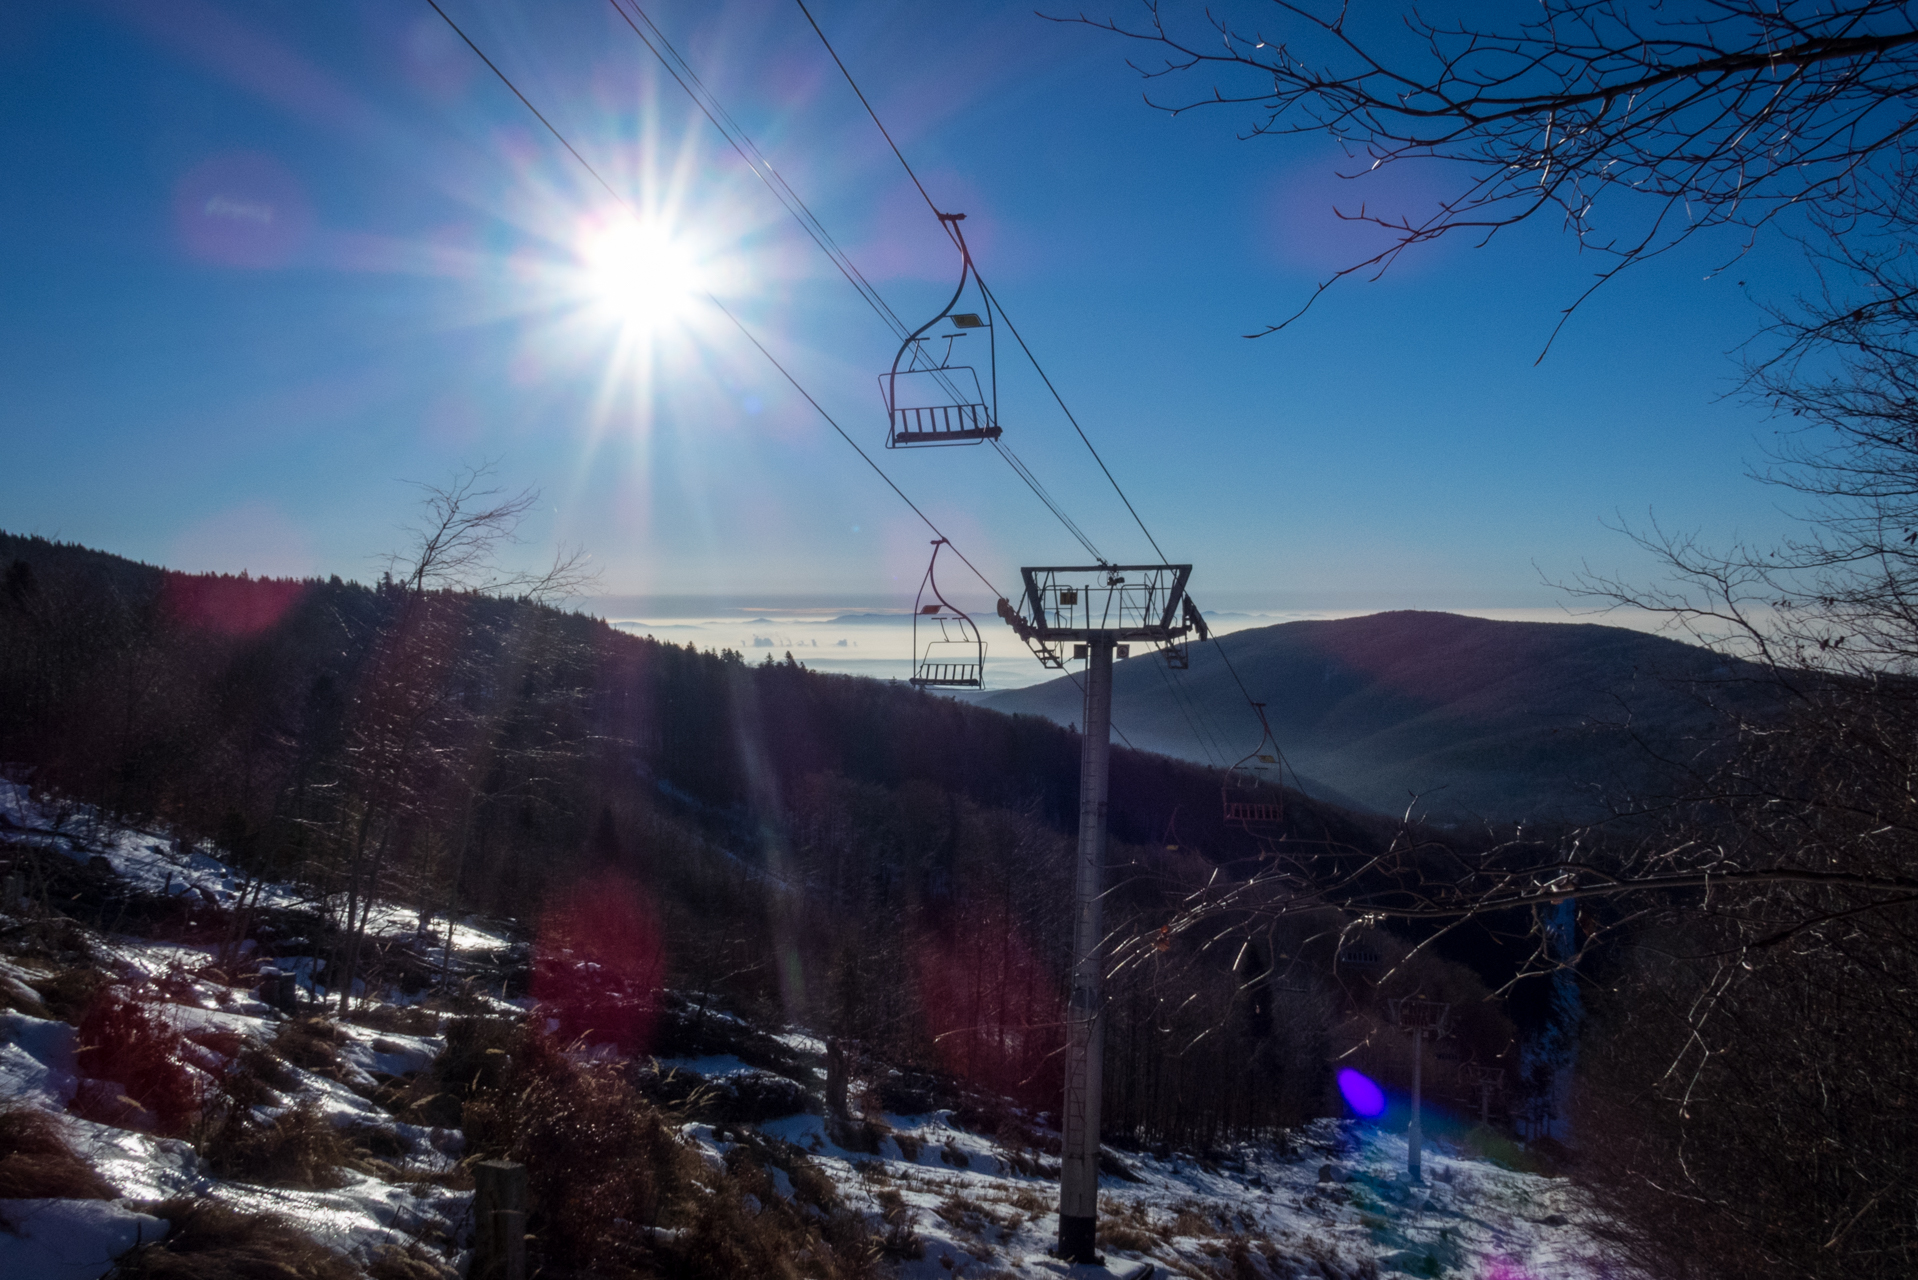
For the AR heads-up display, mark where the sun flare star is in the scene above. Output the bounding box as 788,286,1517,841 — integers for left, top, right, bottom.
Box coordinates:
574,218,705,335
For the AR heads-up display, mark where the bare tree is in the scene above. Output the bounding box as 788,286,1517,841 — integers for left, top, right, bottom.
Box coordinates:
387,462,596,604
1062,1,1918,344
330,465,597,1010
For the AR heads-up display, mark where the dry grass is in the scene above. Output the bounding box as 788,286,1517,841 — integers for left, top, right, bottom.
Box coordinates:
346,1004,442,1036
0,972,52,1019
36,965,110,1022
1168,1202,1223,1238
0,1105,116,1198
934,1190,1014,1239
786,1156,841,1211
270,1018,350,1079
1101,1221,1160,1253
1095,1197,1164,1254
199,1104,354,1189
990,1185,1051,1215
113,1197,362,1280
363,1242,457,1280
873,1188,924,1261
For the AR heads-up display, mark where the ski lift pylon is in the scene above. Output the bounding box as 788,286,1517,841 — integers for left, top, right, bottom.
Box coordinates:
879,212,1003,448
909,539,985,689
1223,701,1286,831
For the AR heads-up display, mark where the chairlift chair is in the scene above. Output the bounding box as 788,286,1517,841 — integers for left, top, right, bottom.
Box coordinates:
1222,702,1286,831
879,213,1003,448
909,539,985,689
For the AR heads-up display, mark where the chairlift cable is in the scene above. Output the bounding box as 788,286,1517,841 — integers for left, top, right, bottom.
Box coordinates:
1165,657,1236,769
607,0,914,340
990,438,1103,562
789,5,1283,772
1152,658,1221,769
1192,618,1299,784
793,0,947,230
794,0,1172,568
705,295,1004,599
423,0,1002,602
1171,666,1234,768
615,0,1106,560
431,0,1159,754
972,275,1172,567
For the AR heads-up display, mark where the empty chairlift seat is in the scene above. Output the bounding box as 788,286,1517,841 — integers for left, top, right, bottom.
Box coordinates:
910,539,985,688
879,211,1004,449
883,363,1001,445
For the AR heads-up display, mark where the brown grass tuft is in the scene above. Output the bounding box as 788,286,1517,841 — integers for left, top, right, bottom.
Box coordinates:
37,966,110,1023
363,1242,457,1280
0,1106,116,1198
200,1104,353,1189
1101,1221,1160,1254
873,1188,924,1261
113,1197,362,1280
270,1018,349,1079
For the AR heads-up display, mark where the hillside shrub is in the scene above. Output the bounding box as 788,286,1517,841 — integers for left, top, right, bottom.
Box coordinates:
457,1023,887,1279
461,1026,692,1274
72,988,202,1135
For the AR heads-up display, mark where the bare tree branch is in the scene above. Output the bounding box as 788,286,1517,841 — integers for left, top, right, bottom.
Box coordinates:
1057,1,1918,341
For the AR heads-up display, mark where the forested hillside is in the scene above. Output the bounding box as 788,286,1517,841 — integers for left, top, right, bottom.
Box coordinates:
0,531,1466,1147
982,610,1766,819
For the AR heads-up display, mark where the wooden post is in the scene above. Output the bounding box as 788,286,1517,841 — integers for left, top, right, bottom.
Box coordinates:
825,1037,850,1122
473,1159,527,1280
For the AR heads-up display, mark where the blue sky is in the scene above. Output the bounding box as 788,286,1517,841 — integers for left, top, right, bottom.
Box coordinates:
1,0,1814,625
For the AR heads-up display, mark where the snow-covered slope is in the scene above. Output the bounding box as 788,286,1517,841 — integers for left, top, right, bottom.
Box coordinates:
1,783,1626,1280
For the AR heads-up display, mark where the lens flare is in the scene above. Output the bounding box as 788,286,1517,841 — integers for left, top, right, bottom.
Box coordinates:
576,218,703,333
532,871,664,1055
1337,1067,1386,1117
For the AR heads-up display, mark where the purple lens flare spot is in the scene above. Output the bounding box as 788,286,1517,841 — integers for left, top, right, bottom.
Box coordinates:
1337,1068,1386,1117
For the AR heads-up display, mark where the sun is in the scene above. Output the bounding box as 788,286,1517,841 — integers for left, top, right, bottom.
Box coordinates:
574,216,705,334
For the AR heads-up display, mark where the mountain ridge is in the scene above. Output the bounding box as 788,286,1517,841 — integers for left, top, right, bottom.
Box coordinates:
977,609,1758,820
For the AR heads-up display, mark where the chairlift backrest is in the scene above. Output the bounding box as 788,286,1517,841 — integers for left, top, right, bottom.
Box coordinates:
880,214,1003,449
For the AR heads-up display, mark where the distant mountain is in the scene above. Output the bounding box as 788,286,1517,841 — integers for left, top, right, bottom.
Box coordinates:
978,610,1761,821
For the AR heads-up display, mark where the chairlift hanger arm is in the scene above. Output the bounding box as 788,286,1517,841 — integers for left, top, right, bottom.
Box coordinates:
920,538,968,619
889,215,976,379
